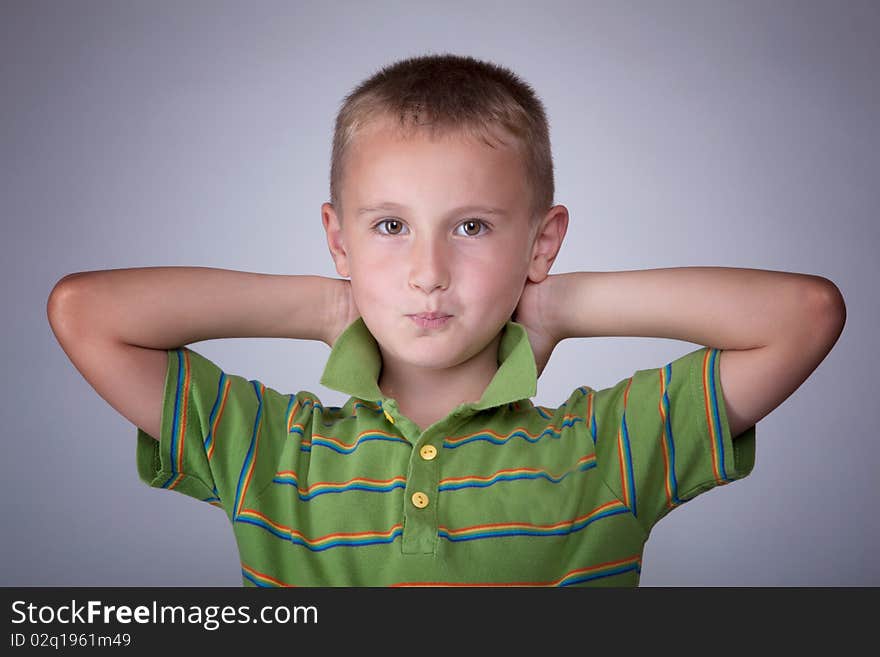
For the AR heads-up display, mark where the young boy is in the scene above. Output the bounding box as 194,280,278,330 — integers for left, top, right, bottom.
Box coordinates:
47,53,845,587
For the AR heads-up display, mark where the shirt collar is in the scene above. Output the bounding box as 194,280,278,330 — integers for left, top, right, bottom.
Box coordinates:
319,317,537,410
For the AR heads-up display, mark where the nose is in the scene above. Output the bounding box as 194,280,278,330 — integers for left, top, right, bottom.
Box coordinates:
408,233,450,294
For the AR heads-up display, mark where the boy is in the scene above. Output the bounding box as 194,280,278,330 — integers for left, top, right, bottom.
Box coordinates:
47,53,845,586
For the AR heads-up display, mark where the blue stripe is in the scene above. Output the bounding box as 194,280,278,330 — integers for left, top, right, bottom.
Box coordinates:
161,349,185,489
302,433,409,454
621,410,637,517
284,394,297,426
663,362,681,504
242,569,263,586
561,563,641,586
708,349,729,480
439,461,596,492
439,506,630,543
232,381,263,519
534,406,553,420
271,478,407,500
444,417,584,449
203,372,226,453
237,517,404,551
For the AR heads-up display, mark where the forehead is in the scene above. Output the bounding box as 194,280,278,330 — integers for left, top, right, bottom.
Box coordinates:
345,119,527,208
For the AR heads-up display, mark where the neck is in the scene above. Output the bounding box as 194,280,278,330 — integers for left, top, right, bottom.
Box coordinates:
377,331,502,420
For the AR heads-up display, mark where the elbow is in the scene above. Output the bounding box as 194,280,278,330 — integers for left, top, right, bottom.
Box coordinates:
800,277,846,352
47,274,88,335
809,277,846,329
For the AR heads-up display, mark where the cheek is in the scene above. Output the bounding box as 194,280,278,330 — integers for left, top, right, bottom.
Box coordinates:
349,255,406,319
351,244,401,279
476,256,526,289
350,276,383,308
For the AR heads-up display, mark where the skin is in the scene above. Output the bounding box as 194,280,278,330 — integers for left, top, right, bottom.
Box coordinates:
321,115,569,430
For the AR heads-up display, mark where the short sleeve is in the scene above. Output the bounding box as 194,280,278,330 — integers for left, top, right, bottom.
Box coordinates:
590,346,756,536
135,346,293,518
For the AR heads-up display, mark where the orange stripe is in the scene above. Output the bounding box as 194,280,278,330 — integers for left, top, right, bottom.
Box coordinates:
207,378,231,461
177,350,191,474
658,368,673,508
236,383,265,517
242,563,297,587
702,350,722,483
286,397,302,433
391,555,642,587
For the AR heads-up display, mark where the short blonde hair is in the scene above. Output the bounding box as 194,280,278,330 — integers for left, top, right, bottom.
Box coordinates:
329,52,555,228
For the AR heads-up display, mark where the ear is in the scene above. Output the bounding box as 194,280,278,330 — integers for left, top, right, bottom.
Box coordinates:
322,202,351,278
527,205,569,283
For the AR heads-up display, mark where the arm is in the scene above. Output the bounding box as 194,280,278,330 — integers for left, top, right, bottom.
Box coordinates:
549,267,836,347
545,267,846,437
49,267,347,348
47,267,349,440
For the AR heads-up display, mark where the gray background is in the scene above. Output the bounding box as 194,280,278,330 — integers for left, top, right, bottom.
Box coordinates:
3,0,877,586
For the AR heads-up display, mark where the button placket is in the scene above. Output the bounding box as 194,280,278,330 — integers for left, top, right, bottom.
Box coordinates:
401,429,441,555
402,413,470,554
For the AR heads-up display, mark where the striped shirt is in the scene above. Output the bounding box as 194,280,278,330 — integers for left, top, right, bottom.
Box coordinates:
136,318,756,586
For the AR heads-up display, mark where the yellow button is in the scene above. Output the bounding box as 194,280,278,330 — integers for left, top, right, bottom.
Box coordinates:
383,409,395,424
411,492,429,508
419,445,437,460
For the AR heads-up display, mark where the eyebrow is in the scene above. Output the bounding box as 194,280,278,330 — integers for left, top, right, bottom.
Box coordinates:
356,202,508,216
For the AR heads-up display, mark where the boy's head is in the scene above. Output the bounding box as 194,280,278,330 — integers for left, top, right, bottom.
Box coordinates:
321,53,568,372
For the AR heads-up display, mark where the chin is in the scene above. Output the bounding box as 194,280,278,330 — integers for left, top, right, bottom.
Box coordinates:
397,341,458,364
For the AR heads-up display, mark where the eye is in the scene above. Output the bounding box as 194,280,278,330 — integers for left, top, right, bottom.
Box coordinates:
371,218,408,236
455,219,491,237
370,218,491,237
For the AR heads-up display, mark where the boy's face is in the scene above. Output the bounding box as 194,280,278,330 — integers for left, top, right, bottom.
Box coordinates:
322,117,553,372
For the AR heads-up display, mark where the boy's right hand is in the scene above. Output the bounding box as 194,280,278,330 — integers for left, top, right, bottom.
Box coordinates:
327,278,361,347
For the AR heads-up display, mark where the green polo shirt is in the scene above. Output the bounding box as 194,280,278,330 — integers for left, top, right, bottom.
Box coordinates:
136,318,756,586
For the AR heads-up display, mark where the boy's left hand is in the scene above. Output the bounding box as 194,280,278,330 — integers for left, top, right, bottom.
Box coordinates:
511,274,564,379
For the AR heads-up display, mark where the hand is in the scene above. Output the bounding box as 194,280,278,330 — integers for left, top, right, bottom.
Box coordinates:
327,278,361,347
511,274,563,379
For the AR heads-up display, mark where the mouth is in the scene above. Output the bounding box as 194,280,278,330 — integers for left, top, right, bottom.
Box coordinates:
408,314,453,329
409,312,452,320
